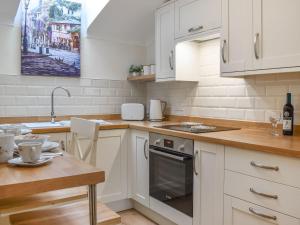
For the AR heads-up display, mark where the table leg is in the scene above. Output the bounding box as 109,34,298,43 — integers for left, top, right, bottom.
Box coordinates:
88,184,97,225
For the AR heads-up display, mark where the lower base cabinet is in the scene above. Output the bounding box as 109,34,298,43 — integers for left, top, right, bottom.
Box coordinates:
224,195,300,225
67,129,128,203
193,142,224,225
129,130,149,207
96,130,128,203
46,132,67,151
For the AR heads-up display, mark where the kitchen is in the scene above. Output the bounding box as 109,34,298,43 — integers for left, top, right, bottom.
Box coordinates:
0,0,300,225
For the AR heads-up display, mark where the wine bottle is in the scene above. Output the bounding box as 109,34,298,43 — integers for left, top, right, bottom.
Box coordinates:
282,92,294,136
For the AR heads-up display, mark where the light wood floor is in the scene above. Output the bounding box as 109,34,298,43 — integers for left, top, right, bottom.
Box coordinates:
119,209,157,225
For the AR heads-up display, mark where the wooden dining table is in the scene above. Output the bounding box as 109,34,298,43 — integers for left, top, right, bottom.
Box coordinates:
0,152,105,225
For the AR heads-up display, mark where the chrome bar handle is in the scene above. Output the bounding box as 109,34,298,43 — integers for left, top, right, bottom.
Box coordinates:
250,161,279,171
249,207,277,221
144,139,148,160
254,33,259,59
188,25,203,33
169,50,174,70
193,150,199,176
250,188,278,199
221,40,227,63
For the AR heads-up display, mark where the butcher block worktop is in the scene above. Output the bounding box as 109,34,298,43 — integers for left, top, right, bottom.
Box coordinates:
2,115,300,158
0,153,105,199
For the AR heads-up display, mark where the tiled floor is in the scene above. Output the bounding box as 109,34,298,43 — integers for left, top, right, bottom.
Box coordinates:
119,209,157,225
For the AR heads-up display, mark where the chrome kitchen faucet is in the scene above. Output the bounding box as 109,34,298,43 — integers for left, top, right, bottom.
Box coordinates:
51,87,71,123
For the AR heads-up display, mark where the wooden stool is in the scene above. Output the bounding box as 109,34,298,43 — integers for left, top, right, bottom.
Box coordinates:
8,200,121,225
0,185,87,216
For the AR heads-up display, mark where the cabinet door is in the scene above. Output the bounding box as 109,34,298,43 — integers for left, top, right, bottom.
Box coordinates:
252,0,300,70
96,130,128,203
155,2,175,81
224,195,300,225
193,142,224,225
130,130,149,207
221,0,253,74
175,0,221,39
46,132,67,151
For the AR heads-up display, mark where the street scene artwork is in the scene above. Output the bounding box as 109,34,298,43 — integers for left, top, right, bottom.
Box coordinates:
21,0,81,77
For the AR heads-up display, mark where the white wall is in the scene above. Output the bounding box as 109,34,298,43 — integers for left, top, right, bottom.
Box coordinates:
0,24,147,117
81,37,146,80
85,0,110,29
0,25,146,80
147,39,300,124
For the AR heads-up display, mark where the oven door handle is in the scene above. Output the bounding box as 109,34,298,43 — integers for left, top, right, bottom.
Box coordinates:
149,149,189,161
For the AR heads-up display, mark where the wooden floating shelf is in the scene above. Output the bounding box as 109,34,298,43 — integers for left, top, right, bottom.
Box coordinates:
127,74,155,82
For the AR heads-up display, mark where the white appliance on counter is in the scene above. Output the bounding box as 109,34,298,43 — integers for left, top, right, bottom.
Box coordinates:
121,103,145,121
149,99,167,122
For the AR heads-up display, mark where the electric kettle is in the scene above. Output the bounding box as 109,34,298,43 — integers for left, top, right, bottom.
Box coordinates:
149,99,167,121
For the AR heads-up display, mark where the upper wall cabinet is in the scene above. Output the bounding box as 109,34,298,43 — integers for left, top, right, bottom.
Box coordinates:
252,0,300,70
175,0,221,39
221,0,300,76
155,0,221,82
155,2,175,81
221,0,253,73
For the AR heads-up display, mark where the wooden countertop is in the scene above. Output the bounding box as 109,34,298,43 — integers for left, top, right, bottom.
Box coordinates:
28,120,300,158
0,153,105,199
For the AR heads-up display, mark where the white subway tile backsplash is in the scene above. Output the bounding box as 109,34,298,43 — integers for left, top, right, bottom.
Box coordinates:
289,85,300,95
0,96,15,106
15,96,38,106
0,75,145,117
266,85,288,96
91,80,109,88
83,87,100,96
101,88,116,97
245,110,265,122
245,85,266,97
236,97,254,109
109,80,124,88
226,109,245,120
255,97,277,109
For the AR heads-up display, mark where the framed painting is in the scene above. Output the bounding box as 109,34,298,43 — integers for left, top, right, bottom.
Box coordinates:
21,0,81,77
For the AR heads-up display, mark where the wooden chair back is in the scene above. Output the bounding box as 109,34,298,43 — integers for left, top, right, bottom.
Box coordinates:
70,117,99,166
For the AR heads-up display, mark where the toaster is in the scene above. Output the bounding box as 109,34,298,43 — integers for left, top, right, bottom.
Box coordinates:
121,103,145,121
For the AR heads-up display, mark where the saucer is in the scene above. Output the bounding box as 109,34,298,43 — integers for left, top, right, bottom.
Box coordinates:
8,156,53,167
42,142,60,152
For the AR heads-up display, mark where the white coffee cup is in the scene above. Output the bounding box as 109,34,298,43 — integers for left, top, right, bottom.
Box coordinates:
18,142,42,163
0,134,15,163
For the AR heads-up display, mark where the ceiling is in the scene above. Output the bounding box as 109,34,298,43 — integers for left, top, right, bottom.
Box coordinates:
0,0,21,25
87,0,166,46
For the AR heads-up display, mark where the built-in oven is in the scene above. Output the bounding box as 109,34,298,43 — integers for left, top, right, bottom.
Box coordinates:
149,132,194,218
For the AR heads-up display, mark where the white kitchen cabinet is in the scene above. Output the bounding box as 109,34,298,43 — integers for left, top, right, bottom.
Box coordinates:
129,130,149,207
46,132,67,151
220,0,253,73
224,195,300,225
252,0,300,70
67,129,128,203
175,0,221,39
96,129,128,203
193,142,224,225
222,0,300,76
155,1,175,81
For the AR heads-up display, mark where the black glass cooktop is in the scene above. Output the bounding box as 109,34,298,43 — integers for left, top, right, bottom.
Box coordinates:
156,123,239,134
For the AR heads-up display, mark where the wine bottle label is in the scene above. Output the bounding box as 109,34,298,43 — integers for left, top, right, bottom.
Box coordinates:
283,118,292,131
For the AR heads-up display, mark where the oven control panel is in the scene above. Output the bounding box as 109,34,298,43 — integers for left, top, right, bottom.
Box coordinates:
150,133,194,155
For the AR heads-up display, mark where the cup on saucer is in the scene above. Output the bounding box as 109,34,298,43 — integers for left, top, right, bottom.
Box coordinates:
0,134,15,163
18,142,42,163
